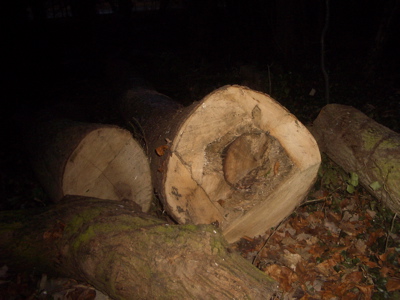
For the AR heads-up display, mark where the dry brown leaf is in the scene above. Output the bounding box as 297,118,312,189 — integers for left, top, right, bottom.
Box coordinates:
273,161,280,175
366,209,377,219
308,244,326,257
380,266,395,277
264,264,298,292
296,261,316,284
323,219,340,234
310,189,329,200
155,144,169,156
282,250,303,270
379,248,398,263
343,271,363,283
339,222,358,236
366,228,385,246
290,215,309,232
354,239,367,254
316,258,337,277
327,211,342,222
386,277,400,292
296,233,315,243
356,284,374,298
363,259,380,268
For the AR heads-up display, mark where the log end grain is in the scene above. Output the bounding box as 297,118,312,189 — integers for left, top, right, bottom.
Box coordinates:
63,126,153,212
162,85,321,242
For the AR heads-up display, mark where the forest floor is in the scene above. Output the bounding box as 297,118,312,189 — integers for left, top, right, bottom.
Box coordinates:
1,10,400,299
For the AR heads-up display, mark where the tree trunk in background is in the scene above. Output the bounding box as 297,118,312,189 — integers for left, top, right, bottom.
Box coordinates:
0,196,281,299
311,104,400,214
120,85,321,243
24,118,153,212
363,0,400,79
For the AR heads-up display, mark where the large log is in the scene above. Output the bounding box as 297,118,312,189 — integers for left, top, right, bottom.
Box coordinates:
311,104,400,214
24,118,153,212
120,85,321,243
0,196,281,299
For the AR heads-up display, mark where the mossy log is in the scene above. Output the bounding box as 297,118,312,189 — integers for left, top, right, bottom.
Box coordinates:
311,104,400,214
24,117,153,212
120,85,321,243
0,196,281,299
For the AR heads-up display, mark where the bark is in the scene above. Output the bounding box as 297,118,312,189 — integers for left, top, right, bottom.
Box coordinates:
311,104,400,214
24,117,153,212
120,85,321,243
0,196,281,299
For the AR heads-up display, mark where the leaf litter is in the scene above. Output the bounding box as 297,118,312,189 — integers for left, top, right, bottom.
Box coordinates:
234,155,400,299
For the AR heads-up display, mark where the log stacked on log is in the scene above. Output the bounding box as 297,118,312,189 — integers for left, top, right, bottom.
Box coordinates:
311,104,400,214
25,118,153,212
121,85,321,242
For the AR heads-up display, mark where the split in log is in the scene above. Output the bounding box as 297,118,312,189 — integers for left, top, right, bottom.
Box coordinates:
0,196,281,299
120,85,321,243
311,103,400,214
24,118,153,212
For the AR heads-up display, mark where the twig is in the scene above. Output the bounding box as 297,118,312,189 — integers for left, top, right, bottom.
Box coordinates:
300,197,328,206
252,216,288,266
385,213,397,252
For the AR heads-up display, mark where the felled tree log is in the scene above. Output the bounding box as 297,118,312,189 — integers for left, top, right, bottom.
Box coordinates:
24,118,153,212
120,85,321,243
0,196,281,299
311,104,400,214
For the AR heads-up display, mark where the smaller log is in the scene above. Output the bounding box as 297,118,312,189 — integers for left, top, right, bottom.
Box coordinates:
311,104,400,214
25,118,153,212
0,196,281,299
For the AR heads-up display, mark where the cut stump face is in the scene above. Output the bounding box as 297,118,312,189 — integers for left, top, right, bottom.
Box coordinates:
63,127,153,212
164,85,321,243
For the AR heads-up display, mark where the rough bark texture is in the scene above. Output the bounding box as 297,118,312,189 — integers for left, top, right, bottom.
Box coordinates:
0,196,281,299
24,118,153,212
311,104,400,214
120,85,321,243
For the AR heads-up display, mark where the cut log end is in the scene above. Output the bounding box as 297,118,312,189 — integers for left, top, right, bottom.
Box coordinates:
223,132,270,186
162,85,321,243
63,127,153,212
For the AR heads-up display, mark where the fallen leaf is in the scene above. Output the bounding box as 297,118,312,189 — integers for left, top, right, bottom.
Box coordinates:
324,219,340,234
310,189,329,200
387,277,400,292
354,239,367,254
343,271,363,283
155,145,169,156
274,161,280,175
356,284,374,298
316,258,337,277
264,264,298,292
282,250,303,270
366,209,376,218
380,266,393,277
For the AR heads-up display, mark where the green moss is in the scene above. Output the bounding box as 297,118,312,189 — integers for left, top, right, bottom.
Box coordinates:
379,137,400,149
361,128,382,151
362,128,400,151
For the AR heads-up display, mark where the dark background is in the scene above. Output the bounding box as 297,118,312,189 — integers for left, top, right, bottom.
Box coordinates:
1,0,399,209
